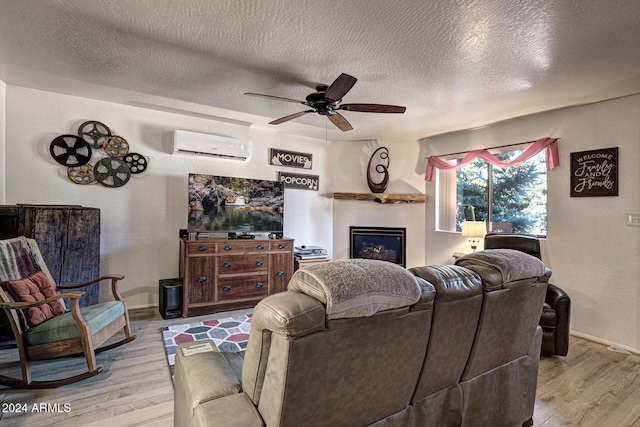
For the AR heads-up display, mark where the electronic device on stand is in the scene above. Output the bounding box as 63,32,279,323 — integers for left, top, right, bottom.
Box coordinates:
294,245,330,271
294,245,328,260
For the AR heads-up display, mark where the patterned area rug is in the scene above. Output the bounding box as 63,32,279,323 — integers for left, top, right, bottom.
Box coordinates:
161,313,252,379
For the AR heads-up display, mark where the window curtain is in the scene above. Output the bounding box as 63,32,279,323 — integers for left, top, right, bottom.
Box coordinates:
424,137,559,182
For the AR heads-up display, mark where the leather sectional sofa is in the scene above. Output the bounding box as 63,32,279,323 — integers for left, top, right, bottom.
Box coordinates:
174,249,549,426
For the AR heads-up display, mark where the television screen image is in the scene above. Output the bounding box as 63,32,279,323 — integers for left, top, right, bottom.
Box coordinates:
188,174,284,234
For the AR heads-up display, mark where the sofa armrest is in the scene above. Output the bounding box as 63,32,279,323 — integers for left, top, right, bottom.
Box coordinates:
194,393,264,427
545,283,571,356
545,283,570,310
174,340,244,427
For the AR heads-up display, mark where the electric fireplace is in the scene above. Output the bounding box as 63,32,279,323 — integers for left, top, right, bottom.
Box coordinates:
349,226,406,267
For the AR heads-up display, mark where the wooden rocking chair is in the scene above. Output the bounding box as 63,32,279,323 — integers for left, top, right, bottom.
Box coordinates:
0,237,135,388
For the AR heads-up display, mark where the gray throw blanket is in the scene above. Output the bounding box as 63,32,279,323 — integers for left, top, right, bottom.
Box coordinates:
0,237,39,282
455,249,546,283
0,236,60,301
289,259,421,320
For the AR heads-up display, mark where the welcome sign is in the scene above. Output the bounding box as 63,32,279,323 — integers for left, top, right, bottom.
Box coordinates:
570,147,618,197
269,148,313,169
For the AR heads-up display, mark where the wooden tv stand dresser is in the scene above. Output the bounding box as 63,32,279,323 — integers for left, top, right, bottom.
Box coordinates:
179,237,294,317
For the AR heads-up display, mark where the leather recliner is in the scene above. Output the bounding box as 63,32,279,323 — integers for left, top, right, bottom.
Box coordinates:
174,253,549,426
411,252,547,427
483,233,571,356
174,259,437,427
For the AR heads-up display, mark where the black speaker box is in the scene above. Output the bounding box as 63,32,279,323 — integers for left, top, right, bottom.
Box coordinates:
159,278,183,319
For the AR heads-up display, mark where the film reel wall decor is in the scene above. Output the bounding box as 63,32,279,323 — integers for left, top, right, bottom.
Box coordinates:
49,120,149,188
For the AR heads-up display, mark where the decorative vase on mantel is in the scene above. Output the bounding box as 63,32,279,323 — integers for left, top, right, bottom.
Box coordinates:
367,147,390,193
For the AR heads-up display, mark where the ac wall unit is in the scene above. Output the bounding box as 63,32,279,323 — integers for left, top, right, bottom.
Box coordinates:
173,130,251,161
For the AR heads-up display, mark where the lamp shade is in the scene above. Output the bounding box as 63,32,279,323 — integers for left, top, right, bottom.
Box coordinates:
461,221,486,238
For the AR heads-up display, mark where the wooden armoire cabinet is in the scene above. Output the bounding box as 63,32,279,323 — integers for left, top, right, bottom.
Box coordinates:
0,204,101,306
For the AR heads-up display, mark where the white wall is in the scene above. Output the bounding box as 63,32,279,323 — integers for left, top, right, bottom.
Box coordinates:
4,85,333,308
331,139,427,268
422,94,640,352
5,84,640,352
0,78,6,203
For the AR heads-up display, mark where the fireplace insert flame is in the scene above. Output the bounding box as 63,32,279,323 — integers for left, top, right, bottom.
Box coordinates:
349,226,406,267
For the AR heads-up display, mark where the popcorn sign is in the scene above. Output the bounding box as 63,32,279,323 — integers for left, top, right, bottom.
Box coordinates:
278,172,319,191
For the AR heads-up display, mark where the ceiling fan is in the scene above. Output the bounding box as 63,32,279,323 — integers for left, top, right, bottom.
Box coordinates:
244,73,406,131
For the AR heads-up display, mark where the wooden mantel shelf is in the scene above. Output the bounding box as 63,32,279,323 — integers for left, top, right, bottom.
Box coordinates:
332,192,426,204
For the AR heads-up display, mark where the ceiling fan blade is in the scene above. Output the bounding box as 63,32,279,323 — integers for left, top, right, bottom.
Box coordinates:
328,112,353,131
324,73,358,102
244,92,307,105
269,110,315,125
340,103,407,113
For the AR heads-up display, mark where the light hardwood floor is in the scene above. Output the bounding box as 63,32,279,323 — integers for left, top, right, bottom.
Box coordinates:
1,307,639,427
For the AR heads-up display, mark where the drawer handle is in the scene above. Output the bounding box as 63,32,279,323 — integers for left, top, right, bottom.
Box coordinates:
197,276,207,283
256,283,264,289
256,260,264,266
223,262,232,268
277,271,285,277
257,245,264,250
223,285,232,292
224,245,233,251
198,245,207,251
278,244,286,249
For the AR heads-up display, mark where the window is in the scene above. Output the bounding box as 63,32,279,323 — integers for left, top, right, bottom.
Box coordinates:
436,148,547,236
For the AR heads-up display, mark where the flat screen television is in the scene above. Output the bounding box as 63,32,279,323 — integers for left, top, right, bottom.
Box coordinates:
187,173,284,235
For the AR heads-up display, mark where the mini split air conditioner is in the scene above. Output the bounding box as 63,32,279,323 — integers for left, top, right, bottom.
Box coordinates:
172,130,251,161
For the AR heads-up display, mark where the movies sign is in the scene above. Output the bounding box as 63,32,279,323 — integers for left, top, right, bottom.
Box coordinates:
269,148,313,169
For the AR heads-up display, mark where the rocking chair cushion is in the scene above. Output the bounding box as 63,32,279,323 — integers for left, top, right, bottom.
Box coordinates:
5,271,65,327
24,301,125,346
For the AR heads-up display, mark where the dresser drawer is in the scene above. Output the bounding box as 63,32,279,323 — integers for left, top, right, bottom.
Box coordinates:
185,257,215,304
270,241,293,251
217,275,269,301
185,242,217,255
218,241,268,253
218,255,268,273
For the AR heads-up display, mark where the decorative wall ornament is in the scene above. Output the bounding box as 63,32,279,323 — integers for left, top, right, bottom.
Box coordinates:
570,147,618,197
277,171,319,191
49,135,93,167
49,120,148,188
78,120,111,148
270,148,313,169
366,147,389,193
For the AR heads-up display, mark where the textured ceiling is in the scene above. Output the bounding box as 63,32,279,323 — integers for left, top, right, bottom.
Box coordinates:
1,0,639,141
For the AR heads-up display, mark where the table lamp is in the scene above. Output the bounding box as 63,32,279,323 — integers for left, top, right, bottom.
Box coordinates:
461,221,486,252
